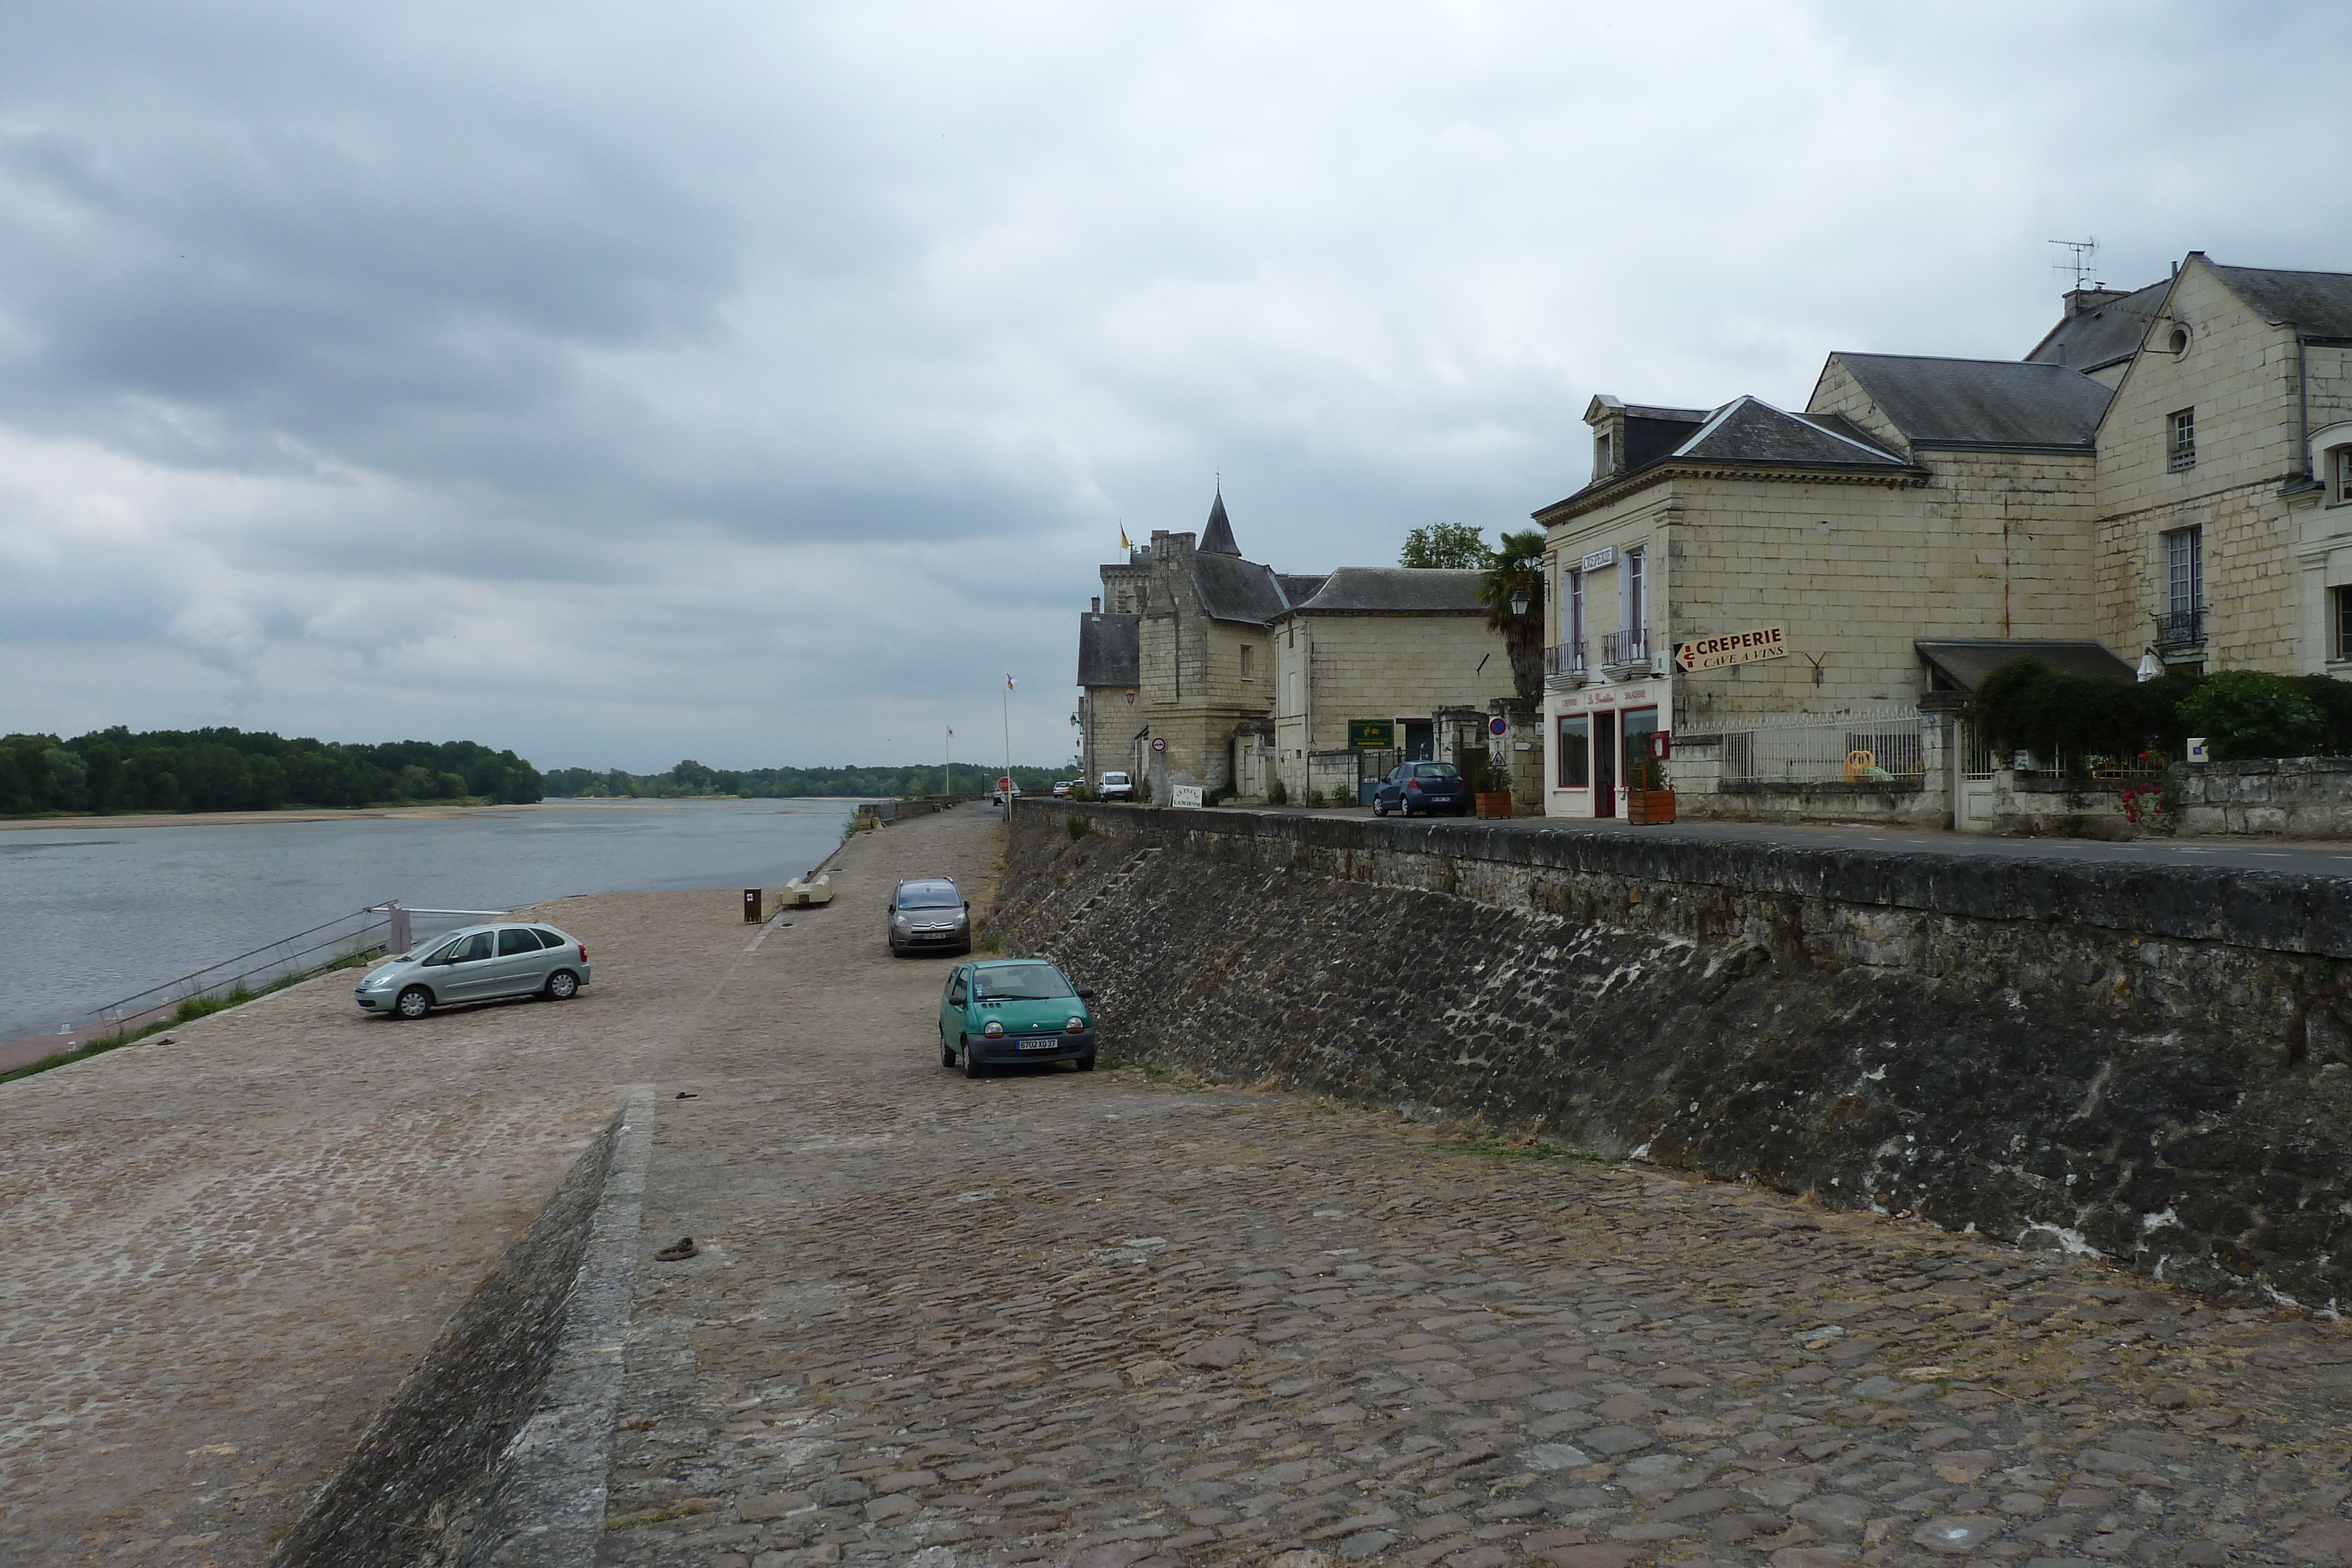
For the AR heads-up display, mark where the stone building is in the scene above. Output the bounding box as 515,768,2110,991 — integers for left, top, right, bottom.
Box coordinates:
1528,251,2352,828
1267,568,1515,803
1073,493,1521,804
1532,365,2117,822
1073,492,1314,798
2029,253,2352,678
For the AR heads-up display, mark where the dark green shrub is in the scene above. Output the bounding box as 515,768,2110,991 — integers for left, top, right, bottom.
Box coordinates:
2178,671,2325,761
2286,675,2352,755
1267,778,1288,805
1965,658,2194,763
1065,813,1089,840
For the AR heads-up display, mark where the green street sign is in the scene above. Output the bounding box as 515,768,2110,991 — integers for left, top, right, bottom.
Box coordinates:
1349,720,1395,749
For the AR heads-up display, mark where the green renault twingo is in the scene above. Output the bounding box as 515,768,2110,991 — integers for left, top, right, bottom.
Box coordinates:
938,958,1097,1077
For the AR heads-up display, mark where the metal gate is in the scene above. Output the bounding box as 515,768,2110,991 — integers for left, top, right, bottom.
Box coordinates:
1953,721,1998,833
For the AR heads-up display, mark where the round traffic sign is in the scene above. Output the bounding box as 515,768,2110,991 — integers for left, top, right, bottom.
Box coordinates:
1488,716,1508,737
1151,736,1166,753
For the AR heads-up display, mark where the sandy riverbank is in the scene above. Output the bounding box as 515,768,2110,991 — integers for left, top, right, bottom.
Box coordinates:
0,795,876,833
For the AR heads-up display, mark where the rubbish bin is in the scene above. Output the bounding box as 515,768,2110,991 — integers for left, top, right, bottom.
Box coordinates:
744,888,764,922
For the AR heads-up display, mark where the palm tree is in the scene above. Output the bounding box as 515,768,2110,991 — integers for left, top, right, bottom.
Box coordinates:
1482,528,1546,701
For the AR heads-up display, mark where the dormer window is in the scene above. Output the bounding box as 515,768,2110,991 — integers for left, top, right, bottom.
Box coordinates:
1595,430,1615,479
2332,445,2352,506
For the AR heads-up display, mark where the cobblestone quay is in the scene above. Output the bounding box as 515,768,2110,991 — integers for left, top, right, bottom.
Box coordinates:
596,805,2352,1568
21,804,2352,1567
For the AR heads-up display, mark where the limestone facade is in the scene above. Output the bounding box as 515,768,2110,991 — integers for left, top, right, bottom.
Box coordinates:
1267,569,1514,801
2067,254,2352,677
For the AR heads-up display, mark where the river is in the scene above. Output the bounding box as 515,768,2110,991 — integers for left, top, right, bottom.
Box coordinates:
0,798,858,1042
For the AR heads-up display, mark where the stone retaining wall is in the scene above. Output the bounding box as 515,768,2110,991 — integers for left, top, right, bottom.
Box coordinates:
1002,801,2352,1309
270,1102,624,1567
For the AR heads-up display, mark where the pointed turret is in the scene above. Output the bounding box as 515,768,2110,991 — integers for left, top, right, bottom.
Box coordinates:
1199,485,1240,556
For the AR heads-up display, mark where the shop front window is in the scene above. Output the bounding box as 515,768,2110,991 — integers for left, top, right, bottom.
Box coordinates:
1556,716,1590,788
1621,707,1660,788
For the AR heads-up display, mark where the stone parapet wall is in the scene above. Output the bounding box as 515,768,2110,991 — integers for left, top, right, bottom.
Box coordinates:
1004,800,2352,1308
1681,778,1945,828
2173,754,2352,836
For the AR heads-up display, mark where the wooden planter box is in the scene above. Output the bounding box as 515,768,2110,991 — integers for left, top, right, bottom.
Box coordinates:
1474,791,1514,820
1625,788,1677,824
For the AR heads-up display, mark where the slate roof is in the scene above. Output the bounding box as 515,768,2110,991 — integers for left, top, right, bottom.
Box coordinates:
1076,612,1139,687
1288,567,1488,616
1200,490,1241,555
1191,550,1291,626
1914,638,2135,691
1827,354,2112,449
1276,571,1330,604
2209,262,2352,337
1676,397,1912,467
2024,281,2169,375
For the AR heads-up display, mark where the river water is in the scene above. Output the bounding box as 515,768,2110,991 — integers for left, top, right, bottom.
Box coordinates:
0,798,857,1042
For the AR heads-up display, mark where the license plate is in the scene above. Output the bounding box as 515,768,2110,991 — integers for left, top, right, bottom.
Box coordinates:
1017,1037,1061,1051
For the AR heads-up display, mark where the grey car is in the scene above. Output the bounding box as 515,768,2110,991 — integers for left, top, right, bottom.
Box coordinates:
888,878,971,956
355,922,592,1019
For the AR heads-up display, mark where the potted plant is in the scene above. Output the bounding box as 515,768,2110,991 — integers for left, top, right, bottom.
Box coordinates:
1625,751,1675,825
1472,764,1514,820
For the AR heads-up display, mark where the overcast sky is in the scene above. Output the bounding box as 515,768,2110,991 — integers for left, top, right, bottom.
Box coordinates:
1,2,2344,772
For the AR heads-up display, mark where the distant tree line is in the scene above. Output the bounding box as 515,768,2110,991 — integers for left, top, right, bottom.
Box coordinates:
0,727,544,816
541,760,1064,800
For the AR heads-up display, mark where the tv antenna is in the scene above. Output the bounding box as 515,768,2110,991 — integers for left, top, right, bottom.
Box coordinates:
2050,238,2099,291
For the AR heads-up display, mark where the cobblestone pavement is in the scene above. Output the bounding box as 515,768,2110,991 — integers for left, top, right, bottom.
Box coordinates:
0,876,777,1567
599,808,2352,1568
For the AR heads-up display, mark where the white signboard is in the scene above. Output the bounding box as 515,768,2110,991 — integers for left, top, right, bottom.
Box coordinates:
1171,784,1204,808
1579,546,1616,573
1675,626,1788,673
1552,681,1663,714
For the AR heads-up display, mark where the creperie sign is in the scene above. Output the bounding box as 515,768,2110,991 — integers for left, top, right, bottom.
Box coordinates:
1675,626,1789,673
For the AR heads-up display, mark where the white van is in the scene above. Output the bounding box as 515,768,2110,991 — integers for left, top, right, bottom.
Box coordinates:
1098,771,1134,801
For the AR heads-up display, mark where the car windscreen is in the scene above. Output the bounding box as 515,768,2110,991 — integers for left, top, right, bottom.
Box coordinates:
898,884,961,908
971,963,1075,1000
1101,773,1128,783
1413,763,1461,779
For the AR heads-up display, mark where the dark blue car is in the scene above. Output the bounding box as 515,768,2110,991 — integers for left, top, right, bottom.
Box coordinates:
1371,761,1471,817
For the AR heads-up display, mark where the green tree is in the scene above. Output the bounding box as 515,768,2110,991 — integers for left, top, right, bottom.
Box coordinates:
2179,670,2325,761
1481,528,1548,702
1400,523,1490,570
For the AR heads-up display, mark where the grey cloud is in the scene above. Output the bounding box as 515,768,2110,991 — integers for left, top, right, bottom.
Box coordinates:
3,0,2351,768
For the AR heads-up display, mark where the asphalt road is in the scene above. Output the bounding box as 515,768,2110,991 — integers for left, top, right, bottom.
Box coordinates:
1222,805,2352,879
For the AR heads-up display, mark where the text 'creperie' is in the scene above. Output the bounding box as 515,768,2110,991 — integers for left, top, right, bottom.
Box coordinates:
1675,626,1789,672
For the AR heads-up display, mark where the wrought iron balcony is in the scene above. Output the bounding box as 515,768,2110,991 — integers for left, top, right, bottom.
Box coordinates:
1544,641,1587,677
2152,608,2205,651
1601,628,1651,666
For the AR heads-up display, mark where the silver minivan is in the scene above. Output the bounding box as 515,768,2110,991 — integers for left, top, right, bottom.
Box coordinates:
355,922,592,1019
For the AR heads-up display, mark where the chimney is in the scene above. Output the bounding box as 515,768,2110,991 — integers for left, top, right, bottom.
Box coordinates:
1091,596,1101,613
2063,285,2130,320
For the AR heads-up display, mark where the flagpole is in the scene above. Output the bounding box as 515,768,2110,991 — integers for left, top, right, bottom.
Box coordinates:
1002,678,1013,808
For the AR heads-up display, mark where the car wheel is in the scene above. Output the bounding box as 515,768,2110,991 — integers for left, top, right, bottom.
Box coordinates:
544,969,580,1001
1372,798,1387,817
960,1035,988,1079
395,985,433,1019
1075,1052,1097,1072
940,1027,956,1069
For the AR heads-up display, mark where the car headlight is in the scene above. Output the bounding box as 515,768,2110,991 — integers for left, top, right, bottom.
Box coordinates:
1065,1016,1085,1033
892,914,911,927
983,1020,1004,1037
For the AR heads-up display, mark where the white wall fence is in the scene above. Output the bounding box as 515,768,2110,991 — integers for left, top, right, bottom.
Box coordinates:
1678,703,1935,785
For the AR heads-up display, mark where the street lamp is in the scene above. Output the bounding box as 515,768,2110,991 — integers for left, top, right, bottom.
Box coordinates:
1509,587,1529,617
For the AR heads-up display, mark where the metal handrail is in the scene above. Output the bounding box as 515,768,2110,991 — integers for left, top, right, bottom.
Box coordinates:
2152,608,2205,650
1601,628,1650,665
1544,641,1587,677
